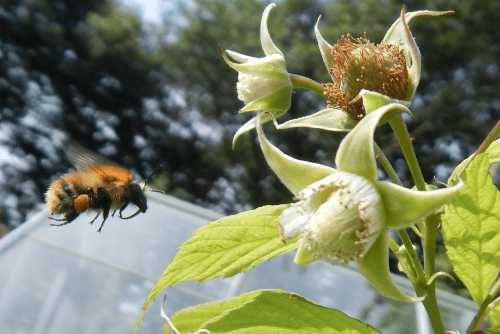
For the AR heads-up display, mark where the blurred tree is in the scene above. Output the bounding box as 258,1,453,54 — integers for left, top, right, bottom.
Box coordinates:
0,0,498,232
158,0,498,204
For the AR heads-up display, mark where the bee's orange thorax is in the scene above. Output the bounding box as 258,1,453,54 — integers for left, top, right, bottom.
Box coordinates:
89,165,133,186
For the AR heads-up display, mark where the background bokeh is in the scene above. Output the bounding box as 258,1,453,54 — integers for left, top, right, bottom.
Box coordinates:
0,0,498,236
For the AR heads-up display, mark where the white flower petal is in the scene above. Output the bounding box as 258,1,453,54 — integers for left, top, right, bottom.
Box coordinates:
279,204,311,240
292,171,384,264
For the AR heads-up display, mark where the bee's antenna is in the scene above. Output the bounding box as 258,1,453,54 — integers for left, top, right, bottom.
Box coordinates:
143,163,166,193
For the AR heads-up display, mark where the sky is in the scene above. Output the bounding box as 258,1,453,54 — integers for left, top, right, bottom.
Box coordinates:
119,0,185,24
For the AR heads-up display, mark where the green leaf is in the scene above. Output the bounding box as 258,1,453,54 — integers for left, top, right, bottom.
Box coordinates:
442,153,500,305
171,290,379,334
490,306,500,330
487,139,500,163
448,138,500,185
135,205,296,333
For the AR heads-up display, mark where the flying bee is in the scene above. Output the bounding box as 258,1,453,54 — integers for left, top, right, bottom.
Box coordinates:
46,144,154,232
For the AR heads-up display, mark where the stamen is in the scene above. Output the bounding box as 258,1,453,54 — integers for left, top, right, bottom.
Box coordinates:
324,35,409,120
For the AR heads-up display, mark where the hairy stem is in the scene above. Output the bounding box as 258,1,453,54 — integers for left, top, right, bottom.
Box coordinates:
389,114,446,334
389,116,426,191
375,143,402,185
476,120,500,154
289,73,324,97
467,278,500,333
375,143,424,281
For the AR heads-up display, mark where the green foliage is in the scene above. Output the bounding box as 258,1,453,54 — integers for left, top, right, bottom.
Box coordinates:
442,148,500,306
168,290,378,334
491,307,500,330
86,6,143,58
136,205,296,331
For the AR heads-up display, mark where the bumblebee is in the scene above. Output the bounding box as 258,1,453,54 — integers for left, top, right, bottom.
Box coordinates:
46,145,148,232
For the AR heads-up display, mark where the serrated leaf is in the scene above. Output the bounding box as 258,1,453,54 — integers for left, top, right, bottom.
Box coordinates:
487,139,500,163
490,306,500,330
171,290,379,334
442,154,500,305
135,205,296,333
448,138,500,185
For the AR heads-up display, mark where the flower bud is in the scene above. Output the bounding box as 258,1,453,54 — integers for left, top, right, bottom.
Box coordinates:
223,52,292,117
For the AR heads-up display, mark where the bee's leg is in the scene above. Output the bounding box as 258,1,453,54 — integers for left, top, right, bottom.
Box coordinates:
97,207,110,233
118,201,130,219
49,211,78,226
48,216,67,222
97,190,111,233
89,212,100,225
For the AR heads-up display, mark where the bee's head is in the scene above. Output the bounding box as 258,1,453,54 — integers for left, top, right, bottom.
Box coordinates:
128,183,148,213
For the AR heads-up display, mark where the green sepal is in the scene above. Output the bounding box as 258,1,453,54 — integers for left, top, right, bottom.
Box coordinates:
335,103,409,181
354,89,411,114
375,180,463,229
314,16,335,80
239,85,291,115
257,113,335,195
260,4,283,57
357,233,421,303
275,108,355,132
222,50,288,76
383,9,454,99
232,113,271,149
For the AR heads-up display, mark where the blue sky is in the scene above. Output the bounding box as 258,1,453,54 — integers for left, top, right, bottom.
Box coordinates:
119,0,184,24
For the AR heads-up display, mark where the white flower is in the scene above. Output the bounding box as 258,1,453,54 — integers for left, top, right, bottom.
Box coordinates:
255,93,463,302
281,171,384,264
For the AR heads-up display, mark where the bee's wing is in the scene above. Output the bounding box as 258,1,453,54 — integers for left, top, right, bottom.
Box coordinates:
67,142,134,185
67,142,114,171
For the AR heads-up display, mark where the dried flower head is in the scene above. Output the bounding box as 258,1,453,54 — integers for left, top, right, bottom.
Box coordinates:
324,35,409,120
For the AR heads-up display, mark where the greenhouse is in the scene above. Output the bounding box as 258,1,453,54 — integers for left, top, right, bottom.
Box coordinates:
0,193,475,333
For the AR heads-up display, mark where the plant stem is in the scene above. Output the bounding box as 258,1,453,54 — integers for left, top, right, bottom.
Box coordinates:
389,115,426,191
375,144,428,291
467,277,500,333
375,143,402,185
424,215,439,278
389,114,446,334
289,73,324,97
475,120,500,154
398,230,424,281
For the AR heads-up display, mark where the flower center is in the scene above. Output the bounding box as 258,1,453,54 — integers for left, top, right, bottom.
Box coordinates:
323,35,409,120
